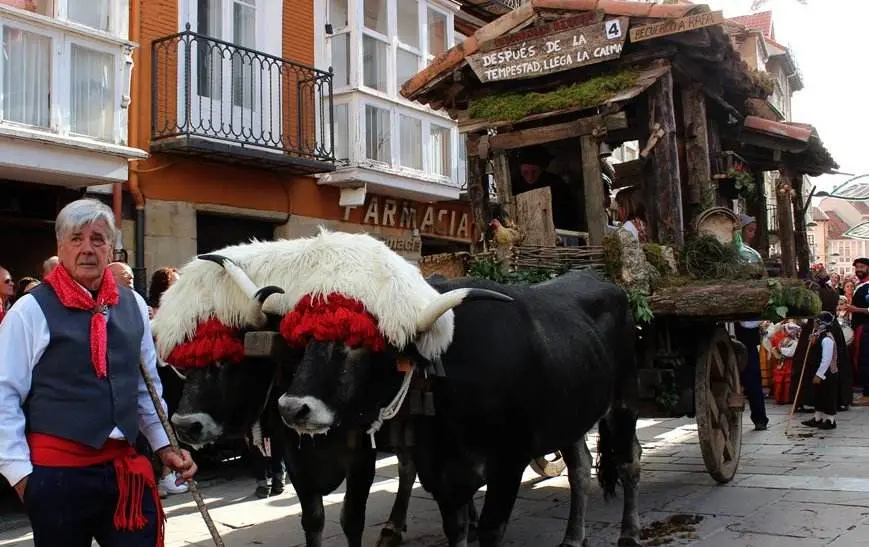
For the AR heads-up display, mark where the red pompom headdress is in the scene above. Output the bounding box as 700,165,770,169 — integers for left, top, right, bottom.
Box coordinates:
279,293,386,352
165,318,245,369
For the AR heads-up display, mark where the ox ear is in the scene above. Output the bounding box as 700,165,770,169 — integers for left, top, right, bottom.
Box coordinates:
198,253,286,327
415,288,513,333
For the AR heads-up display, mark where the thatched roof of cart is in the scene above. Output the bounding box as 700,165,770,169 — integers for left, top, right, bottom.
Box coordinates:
402,0,770,117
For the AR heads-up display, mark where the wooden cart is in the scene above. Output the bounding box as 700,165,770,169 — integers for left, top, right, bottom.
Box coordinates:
402,3,837,483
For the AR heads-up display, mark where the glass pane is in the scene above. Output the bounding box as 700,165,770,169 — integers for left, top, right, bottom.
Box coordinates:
68,0,111,32
232,1,256,108
397,0,418,48
363,0,387,34
333,103,349,162
430,125,450,177
362,35,387,91
329,0,349,30
330,34,349,87
2,27,50,127
70,44,115,140
365,105,390,163
0,0,51,16
197,0,222,99
396,49,419,88
427,9,447,58
399,115,421,170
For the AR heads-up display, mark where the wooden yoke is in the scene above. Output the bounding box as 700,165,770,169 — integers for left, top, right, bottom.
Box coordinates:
244,331,287,359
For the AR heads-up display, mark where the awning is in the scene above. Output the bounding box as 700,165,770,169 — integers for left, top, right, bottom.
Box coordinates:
735,116,838,176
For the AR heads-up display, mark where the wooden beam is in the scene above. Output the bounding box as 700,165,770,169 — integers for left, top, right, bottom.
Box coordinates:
776,168,797,277
581,135,606,246
679,84,714,229
467,113,628,153
491,151,515,221
647,69,684,246
790,173,811,278
466,138,490,253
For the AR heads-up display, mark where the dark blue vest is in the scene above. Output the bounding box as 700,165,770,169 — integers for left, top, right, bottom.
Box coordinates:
26,283,144,448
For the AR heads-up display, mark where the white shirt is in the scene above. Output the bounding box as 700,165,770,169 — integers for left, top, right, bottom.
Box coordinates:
0,285,170,487
816,336,835,380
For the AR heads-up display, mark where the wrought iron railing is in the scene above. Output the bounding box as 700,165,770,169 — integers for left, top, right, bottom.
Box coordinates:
767,204,779,232
151,26,335,162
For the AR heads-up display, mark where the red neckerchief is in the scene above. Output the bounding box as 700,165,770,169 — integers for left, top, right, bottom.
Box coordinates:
43,265,119,378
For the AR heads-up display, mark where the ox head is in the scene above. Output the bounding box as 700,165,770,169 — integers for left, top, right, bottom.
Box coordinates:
276,285,513,437
170,254,285,448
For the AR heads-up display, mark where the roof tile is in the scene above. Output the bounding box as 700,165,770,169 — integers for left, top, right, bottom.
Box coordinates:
729,11,774,39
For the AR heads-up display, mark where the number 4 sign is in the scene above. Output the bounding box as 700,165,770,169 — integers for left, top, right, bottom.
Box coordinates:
605,19,622,39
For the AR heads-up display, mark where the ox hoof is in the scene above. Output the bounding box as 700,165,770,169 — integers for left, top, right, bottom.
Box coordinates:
376,527,404,547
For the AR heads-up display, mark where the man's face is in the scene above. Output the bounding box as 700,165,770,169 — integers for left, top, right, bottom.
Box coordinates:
855,263,869,280
0,269,12,299
58,220,113,289
520,163,541,185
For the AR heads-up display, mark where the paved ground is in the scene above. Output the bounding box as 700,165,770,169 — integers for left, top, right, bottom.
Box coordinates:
1,404,868,546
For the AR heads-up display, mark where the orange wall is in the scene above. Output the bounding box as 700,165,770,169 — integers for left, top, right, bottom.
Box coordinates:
132,0,334,219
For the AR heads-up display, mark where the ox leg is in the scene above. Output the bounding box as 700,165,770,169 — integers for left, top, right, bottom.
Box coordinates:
377,449,416,547
435,498,472,547
341,447,378,547
558,438,593,547
617,435,642,547
476,459,526,547
297,489,326,547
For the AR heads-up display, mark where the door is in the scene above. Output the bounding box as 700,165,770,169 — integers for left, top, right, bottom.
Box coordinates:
195,212,276,255
187,0,269,145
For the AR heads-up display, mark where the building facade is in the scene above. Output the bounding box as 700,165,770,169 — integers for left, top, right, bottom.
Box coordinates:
0,0,146,279
125,0,472,291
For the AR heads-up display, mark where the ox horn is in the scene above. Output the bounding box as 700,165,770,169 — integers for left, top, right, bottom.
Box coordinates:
416,288,513,333
198,254,285,321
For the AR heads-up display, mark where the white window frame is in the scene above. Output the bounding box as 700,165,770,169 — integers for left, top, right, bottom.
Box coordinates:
0,10,131,144
330,97,354,164
0,0,130,40
428,119,451,179
423,3,451,65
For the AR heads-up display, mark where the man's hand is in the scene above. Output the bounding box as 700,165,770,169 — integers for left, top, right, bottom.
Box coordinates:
846,304,864,314
13,477,27,502
156,447,197,484
813,375,822,385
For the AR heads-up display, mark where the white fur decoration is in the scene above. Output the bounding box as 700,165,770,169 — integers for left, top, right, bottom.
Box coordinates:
151,228,454,362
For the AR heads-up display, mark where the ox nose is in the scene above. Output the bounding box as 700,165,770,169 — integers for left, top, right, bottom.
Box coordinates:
171,413,221,444
278,396,311,423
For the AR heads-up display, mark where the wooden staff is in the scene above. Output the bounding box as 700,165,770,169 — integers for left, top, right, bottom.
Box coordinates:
139,361,226,547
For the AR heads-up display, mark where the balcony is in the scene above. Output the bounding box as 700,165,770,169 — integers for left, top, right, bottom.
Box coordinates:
151,27,336,175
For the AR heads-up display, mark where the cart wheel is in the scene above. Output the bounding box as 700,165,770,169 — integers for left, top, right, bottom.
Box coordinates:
530,451,566,478
695,327,744,484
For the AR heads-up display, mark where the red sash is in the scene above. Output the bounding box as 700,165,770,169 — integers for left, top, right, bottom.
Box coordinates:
28,433,165,546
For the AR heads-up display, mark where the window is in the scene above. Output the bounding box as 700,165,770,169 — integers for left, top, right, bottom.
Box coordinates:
363,0,387,34
396,48,418,87
365,104,389,163
70,44,114,140
329,0,349,30
362,35,387,91
430,124,450,177
68,0,110,32
399,114,421,169
332,103,349,162
2,26,51,127
331,33,350,87
231,0,256,109
397,1,418,48
427,8,447,60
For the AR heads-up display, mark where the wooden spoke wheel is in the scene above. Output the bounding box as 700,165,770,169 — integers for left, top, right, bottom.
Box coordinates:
695,327,744,484
530,451,566,478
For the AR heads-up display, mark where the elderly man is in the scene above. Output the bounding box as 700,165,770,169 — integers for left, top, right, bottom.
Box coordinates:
108,261,134,289
0,199,196,546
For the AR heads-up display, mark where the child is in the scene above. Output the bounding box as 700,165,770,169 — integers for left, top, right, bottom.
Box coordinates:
802,312,839,430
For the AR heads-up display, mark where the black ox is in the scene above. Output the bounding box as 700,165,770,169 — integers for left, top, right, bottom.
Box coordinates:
172,264,641,547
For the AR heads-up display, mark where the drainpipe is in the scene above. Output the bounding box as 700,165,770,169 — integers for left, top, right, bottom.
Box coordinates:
129,0,147,296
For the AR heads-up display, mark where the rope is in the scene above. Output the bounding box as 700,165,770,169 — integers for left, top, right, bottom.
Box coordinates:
366,366,416,449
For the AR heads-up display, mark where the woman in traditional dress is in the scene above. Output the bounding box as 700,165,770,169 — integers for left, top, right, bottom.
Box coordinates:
802,313,841,430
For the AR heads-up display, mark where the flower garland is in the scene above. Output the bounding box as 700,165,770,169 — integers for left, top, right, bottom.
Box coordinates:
279,294,386,352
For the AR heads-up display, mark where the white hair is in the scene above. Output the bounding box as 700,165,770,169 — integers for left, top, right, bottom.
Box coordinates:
152,229,455,362
55,199,116,242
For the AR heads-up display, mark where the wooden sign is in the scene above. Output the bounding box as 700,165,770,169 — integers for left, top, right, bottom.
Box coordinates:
467,17,629,83
343,196,471,241
380,236,422,255
490,12,601,51
629,11,724,43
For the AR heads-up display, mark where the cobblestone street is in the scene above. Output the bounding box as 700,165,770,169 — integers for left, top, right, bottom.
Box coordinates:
1,404,867,546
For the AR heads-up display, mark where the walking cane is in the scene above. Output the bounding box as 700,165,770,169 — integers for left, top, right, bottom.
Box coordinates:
785,336,815,436
139,361,227,547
